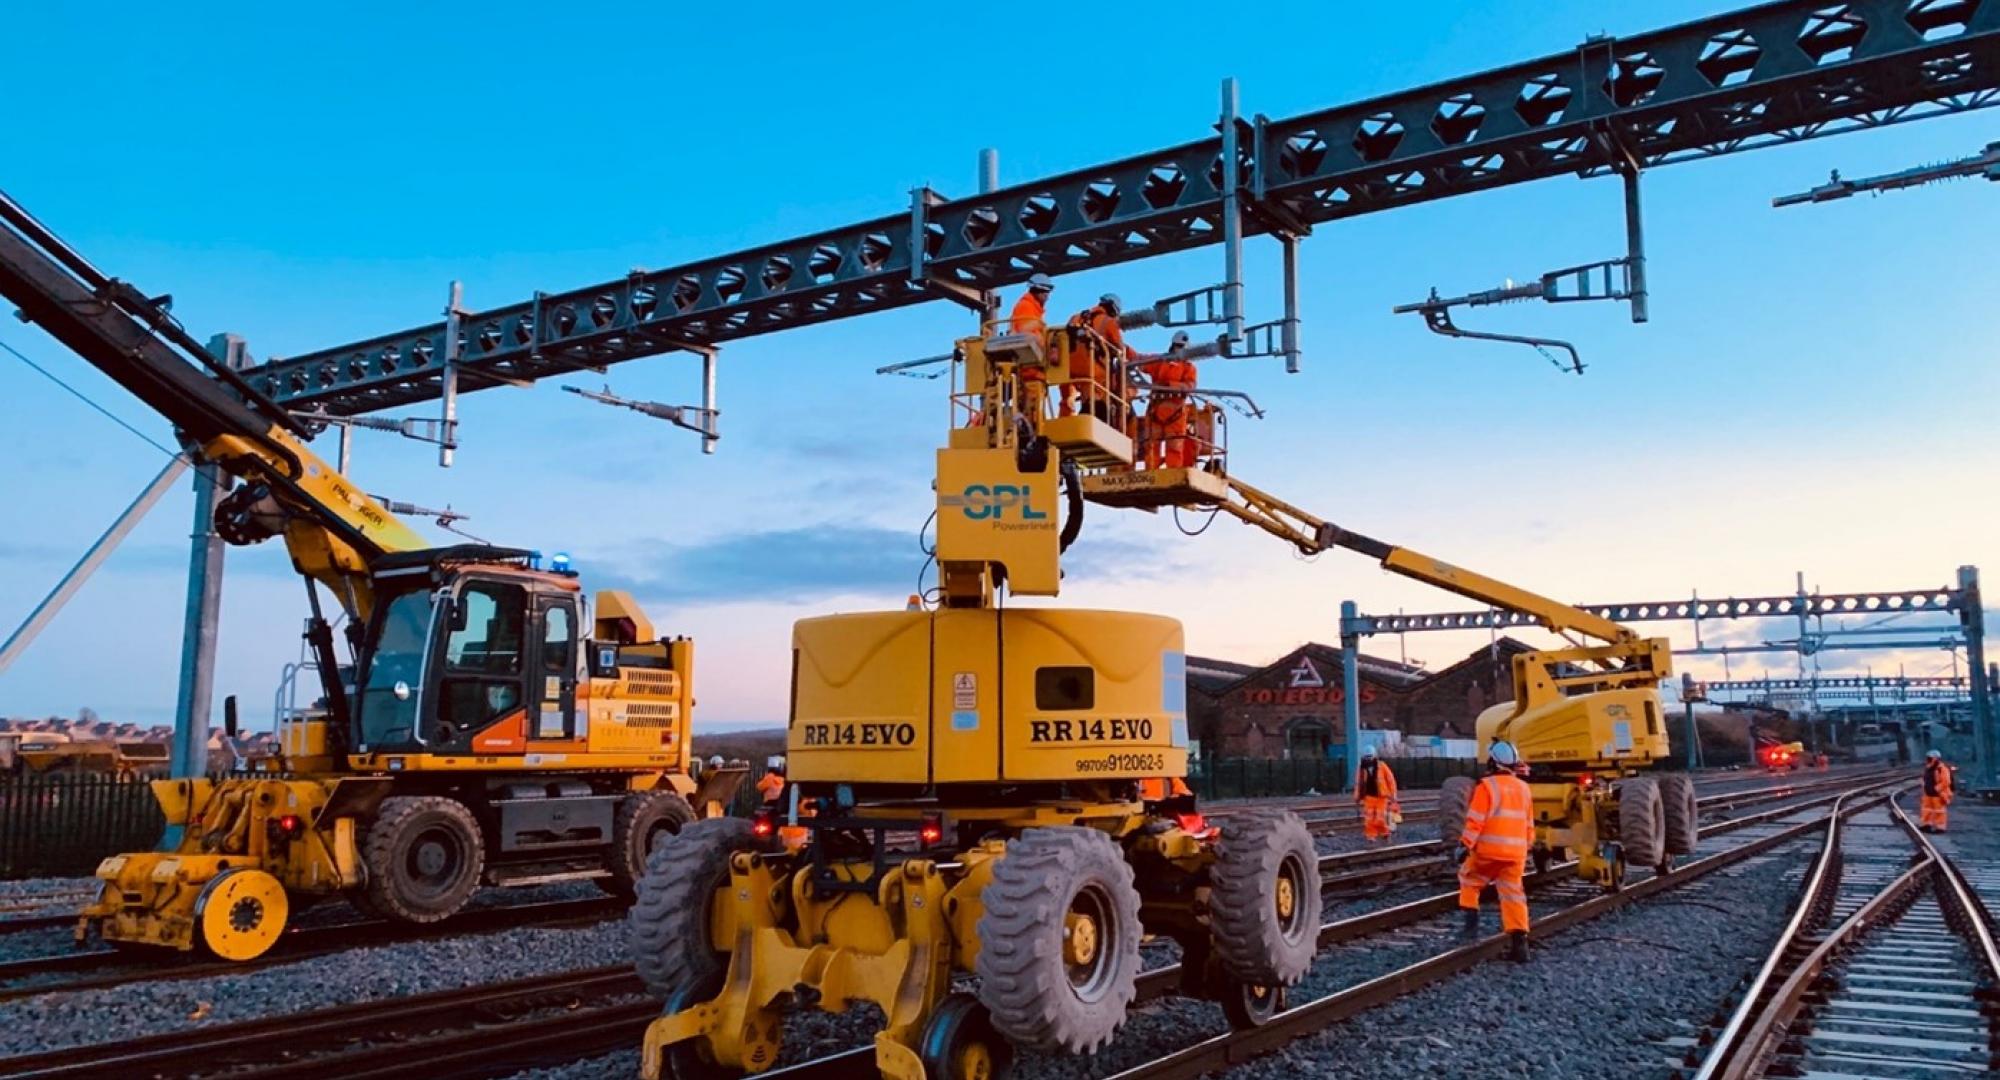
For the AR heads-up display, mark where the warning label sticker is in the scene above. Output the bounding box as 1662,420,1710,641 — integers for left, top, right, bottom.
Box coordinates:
952,672,977,710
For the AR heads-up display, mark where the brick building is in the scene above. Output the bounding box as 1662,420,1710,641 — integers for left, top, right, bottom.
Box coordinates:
1189,638,1535,759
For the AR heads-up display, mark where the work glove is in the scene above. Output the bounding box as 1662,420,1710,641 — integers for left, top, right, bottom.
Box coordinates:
1454,844,1471,865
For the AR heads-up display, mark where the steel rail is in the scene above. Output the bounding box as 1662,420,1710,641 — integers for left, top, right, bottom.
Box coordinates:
8,776,1891,1080
0,896,620,1002
1102,786,1899,1080
1696,792,1938,1080
0,966,640,1079
1688,788,1874,1079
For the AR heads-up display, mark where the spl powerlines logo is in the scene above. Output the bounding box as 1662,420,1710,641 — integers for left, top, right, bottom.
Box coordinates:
940,484,1049,522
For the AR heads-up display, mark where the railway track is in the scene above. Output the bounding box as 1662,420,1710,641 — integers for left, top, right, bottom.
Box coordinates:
3,772,1902,1080
0,896,621,1002
1686,794,2000,1079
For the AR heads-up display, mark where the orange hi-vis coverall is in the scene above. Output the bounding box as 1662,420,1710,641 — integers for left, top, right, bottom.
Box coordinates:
756,770,786,804
1007,289,1050,417
1354,758,1400,842
1138,776,1194,801
1136,353,1198,469
1458,772,1533,934
1921,758,1955,831
1063,305,1125,418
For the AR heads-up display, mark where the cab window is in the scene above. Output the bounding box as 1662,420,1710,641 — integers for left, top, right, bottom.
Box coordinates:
543,604,574,675
438,581,526,737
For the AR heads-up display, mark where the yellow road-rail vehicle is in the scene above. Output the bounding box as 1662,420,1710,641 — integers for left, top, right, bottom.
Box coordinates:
633,320,1680,1079
0,193,744,960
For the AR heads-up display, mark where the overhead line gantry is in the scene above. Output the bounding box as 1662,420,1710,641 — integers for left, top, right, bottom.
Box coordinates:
240,0,2000,418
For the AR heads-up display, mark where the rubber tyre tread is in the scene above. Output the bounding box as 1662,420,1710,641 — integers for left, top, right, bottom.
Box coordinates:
1208,809,1321,985
1617,777,1665,868
360,795,485,924
974,826,1142,1054
1658,773,1699,856
1437,776,1475,847
604,789,698,897
629,816,754,1001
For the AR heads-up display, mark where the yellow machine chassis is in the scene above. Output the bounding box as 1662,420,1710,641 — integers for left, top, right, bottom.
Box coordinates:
641,802,1216,1080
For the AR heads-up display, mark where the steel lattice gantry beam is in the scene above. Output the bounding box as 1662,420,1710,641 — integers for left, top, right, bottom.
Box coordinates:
243,0,2000,415
1341,585,1972,637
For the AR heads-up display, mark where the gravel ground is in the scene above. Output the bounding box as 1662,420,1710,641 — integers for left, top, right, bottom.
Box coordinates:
0,914,627,1056
1216,838,1818,1080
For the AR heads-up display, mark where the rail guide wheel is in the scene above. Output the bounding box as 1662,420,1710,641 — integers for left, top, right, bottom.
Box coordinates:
1219,979,1286,1030
193,867,289,961
920,993,1014,1080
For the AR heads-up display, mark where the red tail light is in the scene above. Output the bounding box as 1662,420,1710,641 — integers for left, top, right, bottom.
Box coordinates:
751,810,776,839
919,813,944,847
1577,772,1594,789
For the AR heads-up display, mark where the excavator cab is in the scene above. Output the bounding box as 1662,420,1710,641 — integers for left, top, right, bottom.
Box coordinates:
350,553,583,756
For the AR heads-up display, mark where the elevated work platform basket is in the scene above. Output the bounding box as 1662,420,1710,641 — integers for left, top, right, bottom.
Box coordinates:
1080,466,1229,510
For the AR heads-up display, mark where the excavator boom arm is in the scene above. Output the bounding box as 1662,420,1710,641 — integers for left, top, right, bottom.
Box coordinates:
0,191,428,618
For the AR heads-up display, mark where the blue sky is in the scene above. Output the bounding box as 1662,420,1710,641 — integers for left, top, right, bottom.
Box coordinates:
2,1,1994,730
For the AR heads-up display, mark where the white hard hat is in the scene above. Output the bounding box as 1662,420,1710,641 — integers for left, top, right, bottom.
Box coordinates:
708,754,724,768
1926,749,1941,760
1487,739,1521,767
1028,273,1054,292
1099,292,1122,313
767,754,787,771
1170,330,1190,349
1360,747,1376,761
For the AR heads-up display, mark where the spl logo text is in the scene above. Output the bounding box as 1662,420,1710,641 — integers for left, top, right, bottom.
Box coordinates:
941,484,1048,521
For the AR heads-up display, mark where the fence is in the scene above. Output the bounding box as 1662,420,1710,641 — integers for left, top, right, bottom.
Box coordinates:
0,773,164,879
1189,754,1480,800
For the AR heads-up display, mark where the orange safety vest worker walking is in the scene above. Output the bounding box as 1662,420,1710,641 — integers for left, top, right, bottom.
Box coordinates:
1135,330,1198,469
1458,739,1534,962
756,755,787,804
1004,274,1055,418
1920,749,1955,833
1354,749,1400,843
1063,293,1127,420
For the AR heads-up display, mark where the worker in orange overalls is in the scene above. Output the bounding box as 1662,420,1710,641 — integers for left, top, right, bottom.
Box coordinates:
1003,273,1055,419
1458,739,1534,962
1353,748,1400,843
1920,749,1954,833
756,755,787,804
1063,293,1127,421
1139,776,1194,802
1134,330,1199,469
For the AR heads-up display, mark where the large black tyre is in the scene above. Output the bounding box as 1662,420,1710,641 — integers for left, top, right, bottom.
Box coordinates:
1208,810,1320,986
630,817,755,1002
360,795,485,924
1659,773,1699,856
1616,777,1665,869
1437,776,1475,847
602,789,698,898
975,827,1143,1054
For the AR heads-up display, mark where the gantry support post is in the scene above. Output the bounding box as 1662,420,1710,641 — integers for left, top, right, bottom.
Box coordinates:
1340,600,1362,792
1959,566,1993,791
170,332,251,782
1219,78,1245,347
1622,166,1649,324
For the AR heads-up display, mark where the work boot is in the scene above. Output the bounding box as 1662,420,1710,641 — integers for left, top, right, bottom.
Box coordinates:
1459,907,1480,942
1506,931,1530,964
